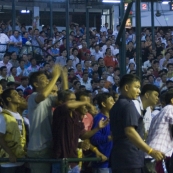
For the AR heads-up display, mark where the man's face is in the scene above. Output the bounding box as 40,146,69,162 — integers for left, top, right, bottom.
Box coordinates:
125,81,141,100
103,96,115,111
77,64,82,71
147,91,159,107
83,74,88,81
11,52,17,60
73,50,78,56
14,31,19,37
2,68,7,76
8,90,21,105
62,50,67,57
3,56,9,63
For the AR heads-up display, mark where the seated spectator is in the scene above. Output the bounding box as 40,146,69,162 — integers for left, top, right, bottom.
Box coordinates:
0,66,13,82
9,51,19,68
16,77,29,92
91,44,103,61
80,72,92,91
8,30,22,54
78,41,91,61
23,58,39,76
104,48,118,68
0,53,12,75
75,63,83,78
17,59,25,77
55,49,67,67
70,48,80,70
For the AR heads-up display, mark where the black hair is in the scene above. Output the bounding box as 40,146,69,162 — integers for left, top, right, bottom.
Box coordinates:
58,90,73,103
96,93,113,109
141,84,160,96
0,66,7,72
165,90,173,105
29,71,45,91
75,91,89,101
10,66,16,72
1,88,14,106
119,74,140,89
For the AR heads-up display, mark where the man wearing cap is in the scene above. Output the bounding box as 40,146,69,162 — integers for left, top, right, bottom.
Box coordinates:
0,28,9,60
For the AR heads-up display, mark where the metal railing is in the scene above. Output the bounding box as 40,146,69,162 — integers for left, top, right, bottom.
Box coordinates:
0,157,101,173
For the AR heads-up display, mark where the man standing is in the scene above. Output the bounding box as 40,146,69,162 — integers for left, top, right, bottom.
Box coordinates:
0,89,26,173
27,64,62,173
110,74,164,173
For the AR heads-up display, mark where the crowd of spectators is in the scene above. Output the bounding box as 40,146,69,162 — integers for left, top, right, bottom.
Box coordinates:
0,16,173,173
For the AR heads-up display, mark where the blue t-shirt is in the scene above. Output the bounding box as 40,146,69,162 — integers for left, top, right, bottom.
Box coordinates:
110,95,144,169
90,112,113,168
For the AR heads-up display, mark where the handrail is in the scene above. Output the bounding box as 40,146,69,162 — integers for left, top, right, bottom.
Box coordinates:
0,157,101,173
0,157,101,163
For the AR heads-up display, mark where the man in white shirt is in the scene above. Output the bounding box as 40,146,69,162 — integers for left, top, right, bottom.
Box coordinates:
69,48,80,70
0,28,9,60
102,39,114,55
91,44,103,61
80,72,92,90
0,53,12,75
133,84,160,138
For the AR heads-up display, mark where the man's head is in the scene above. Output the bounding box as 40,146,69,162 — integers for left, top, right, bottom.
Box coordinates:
141,84,160,107
1,88,21,106
119,74,141,99
76,63,82,71
29,71,49,91
58,90,75,103
165,90,173,105
82,72,89,82
3,53,10,64
10,67,17,76
30,58,37,66
96,93,115,111
72,48,78,56
0,66,7,76
21,77,29,87
11,51,17,60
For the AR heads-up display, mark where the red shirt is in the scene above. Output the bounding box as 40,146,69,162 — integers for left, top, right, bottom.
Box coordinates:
78,48,91,60
104,55,118,68
52,104,85,167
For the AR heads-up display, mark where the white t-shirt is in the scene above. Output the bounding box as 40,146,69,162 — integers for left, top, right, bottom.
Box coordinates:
0,110,24,167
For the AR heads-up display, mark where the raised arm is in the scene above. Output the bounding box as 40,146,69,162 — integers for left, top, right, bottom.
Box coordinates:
35,64,62,103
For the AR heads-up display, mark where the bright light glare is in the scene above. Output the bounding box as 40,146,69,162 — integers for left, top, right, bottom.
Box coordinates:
102,0,120,3
162,1,170,4
21,10,30,13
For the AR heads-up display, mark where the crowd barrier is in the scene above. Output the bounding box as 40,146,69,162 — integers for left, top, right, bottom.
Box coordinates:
0,157,101,173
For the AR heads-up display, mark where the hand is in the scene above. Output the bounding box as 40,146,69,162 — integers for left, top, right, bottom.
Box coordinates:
52,64,62,77
80,141,90,151
149,149,165,161
9,153,16,163
98,118,109,129
108,135,112,141
95,152,108,162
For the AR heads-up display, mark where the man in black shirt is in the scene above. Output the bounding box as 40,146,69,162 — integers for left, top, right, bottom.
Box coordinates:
110,74,165,173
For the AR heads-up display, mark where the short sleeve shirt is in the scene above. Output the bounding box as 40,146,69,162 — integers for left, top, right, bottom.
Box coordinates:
110,95,144,169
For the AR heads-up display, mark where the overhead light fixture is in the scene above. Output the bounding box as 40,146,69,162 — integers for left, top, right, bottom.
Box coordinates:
102,0,120,3
162,1,170,4
21,10,30,13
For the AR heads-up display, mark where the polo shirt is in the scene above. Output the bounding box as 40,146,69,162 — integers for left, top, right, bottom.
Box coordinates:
110,95,144,169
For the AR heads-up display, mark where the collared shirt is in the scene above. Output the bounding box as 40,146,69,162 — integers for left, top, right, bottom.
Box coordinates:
146,105,173,157
9,59,19,68
133,97,152,132
80,78,92,90
9,35,22,43
23,65,39,76
91,51,103,61
69,55,79,70
0,33,9,52
0,61,12,75
55,56,67,67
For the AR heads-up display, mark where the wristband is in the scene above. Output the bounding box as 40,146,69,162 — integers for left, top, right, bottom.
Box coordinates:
148,148,153,155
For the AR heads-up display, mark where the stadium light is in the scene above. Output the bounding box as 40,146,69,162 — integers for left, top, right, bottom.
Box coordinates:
162,1,170,4
21,10,30,13
102,0,121,3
